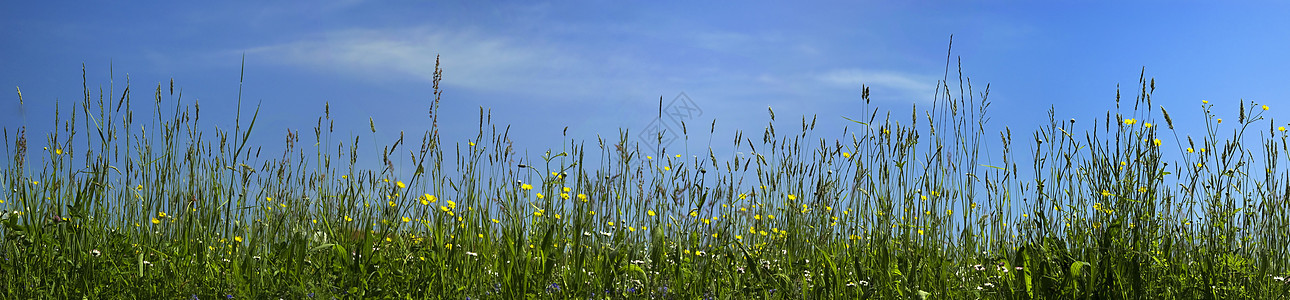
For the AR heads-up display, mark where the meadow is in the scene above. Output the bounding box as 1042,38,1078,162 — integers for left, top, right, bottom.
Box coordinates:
2,58,1289,299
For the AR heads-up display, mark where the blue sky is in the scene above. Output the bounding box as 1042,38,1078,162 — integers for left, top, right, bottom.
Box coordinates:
4,1,1290,175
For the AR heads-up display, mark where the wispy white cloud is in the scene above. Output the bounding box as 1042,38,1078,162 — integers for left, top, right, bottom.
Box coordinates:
815,69,937,101
246,27,608,99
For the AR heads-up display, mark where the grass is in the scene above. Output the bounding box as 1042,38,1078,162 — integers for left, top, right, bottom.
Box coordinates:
2,57,1289,299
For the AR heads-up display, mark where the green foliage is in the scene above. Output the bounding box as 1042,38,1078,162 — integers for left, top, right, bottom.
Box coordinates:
1,59,1289,299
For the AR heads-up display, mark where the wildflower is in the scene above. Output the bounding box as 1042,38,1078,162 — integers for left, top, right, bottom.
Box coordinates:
492,218,500,223
973,264,986,271
842,152,851,159
1202,100,1208,104
402,216,411,223
577,194,587,202
151,218,160,224
1123,118,1137,125
1101,190,1111,197
1217,118,1223,124
1264,105,1270,110
1187,147,1194,153
767,214,774,220
648,210,656,216
143,260,153,267
1281,127,1287,132
534,211,543,217
787,194,796,201
466,251,478,257
1153,139,1161,147
521,183,533,190
560,193,569,200
90,249,101,257
1145,122,1153,128
536,193,545,199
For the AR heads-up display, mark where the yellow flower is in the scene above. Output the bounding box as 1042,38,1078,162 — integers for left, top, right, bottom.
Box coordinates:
54,148,62,155
787,194,796,201
647,156,653,160
1264,105,1270,111
648,210,656,216
447,200,456,210
735,235,743,240
918,229,924,235
469,142,475,147
31,181,37,185
607,221,614,226
1187,147,1194,153
402,216,411,223
1202,100,1208,104
534,211,543,217
561,193,570,200
1217,118,1223,124
266,196,272,202
577,194,587,202
234,236,243,243
842,152,851,159
136,184,143,191
754,214,762,220
537,193,545,199
563,187,571,193
1280,126,1286,132
1124,118,1137,125
1145,122,1153,128
151,218,160,224
279,203,287,208
345,215,353,222
521,183,533,190
690,211,698,217
1153,139,1161,147
491,218,500,223
675,154,682,158
396,181,405,189
440,206,449,212
767,214,775,220
421,194,436,205
388,200,397,207
589,211,595,215
384,178,390,183
663,166,670,171
1101,190,1111,197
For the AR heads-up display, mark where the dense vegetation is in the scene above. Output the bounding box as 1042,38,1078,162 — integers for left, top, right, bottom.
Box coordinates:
2,59,1288,299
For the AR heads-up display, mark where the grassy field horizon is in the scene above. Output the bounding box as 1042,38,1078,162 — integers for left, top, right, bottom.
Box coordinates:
2,58,1289,299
